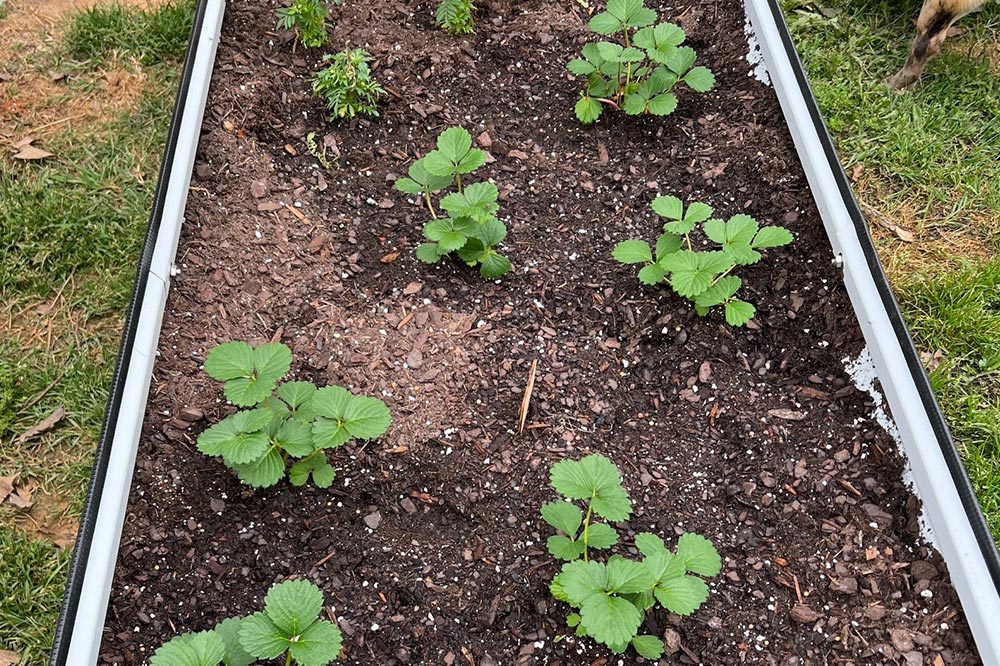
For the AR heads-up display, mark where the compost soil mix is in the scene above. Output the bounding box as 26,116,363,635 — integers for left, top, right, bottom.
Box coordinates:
101,0,983,664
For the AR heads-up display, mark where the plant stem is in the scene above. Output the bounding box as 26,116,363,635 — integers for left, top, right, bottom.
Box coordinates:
285,652,292,666
684,232,692,252
455,173,463,193
424,191,438,220
581,501,594,562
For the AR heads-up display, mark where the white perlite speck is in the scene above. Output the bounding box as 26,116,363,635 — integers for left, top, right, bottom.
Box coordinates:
744,15,772,86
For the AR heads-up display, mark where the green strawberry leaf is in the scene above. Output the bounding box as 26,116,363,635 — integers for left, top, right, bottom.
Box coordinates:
684,201,714,224
651,195,684,221
653,574,710,615
287,619,343,666
204,341,254,382
289,454,336,488
622,94,647,116
264,579,324,637
150,631,226,666
548,535,586,561
579,593,644,647
575,96,602,125
695,276,742,308
541,501,583,536
197,410,272,465
663,45,697,75
568,58,597,75
205,342,292,407
607,556,655,594
439,182,499,220
559,559,609,606
476,218,508,249
550,454,632,521
274,417,315,458
276,381,317,412
676,532,723,577
588,11,624,35
612,240,653,264
584,522,618,550
415,242,445,264
214,618,254,666
647,92,677,116
752,225,794,249
637,263,667,285
607,0,656,29
725,299,756,327
424,219,470,252
632,635,665,659
341,395,391,440
238,612,288,661
655,232,682,260
479,251,512,278
393,177,423,195
311,418,350,450
312,386,352,420
234,446,285,488
684,66,715,92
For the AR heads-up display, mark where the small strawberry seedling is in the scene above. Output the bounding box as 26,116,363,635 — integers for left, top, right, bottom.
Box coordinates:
312,49,385,120
276,0,330,49
436,0,474,34
613,196,793,326
568,0,715,124
395,126,511,278
151,580,342,666
542,454,721,659
197,341,390,488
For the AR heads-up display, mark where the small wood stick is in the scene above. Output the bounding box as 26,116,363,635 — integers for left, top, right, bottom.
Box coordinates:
518,359,538,434
792,573,803,605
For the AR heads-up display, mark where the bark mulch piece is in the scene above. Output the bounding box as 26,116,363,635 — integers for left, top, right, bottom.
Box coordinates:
101,0,982,664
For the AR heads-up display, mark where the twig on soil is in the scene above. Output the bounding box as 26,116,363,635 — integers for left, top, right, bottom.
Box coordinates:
792,573,803,605
518,359,537,434
282,201,310,225
22,374,62,412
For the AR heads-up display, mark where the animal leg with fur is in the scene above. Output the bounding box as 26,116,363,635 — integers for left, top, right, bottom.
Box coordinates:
887,0,984,89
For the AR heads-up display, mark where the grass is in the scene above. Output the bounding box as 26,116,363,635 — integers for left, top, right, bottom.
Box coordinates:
783,0,1000,540
0,1,191,662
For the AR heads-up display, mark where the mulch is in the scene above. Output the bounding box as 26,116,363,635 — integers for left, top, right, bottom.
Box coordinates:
100,0,982,664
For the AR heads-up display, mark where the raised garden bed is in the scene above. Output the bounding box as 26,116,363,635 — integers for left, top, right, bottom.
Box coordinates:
51,0,1000,663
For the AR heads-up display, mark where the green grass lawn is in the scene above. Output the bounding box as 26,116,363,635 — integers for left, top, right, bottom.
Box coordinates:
783,0,1000,539
0,1,192,662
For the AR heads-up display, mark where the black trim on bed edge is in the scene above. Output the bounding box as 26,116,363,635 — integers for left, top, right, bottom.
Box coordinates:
763,0,1000,592
49,1,212,663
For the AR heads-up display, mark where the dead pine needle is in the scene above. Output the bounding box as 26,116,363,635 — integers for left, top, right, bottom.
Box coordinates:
518,359,538,434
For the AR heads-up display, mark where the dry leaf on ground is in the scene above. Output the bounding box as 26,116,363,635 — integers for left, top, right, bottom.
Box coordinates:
13,144,54,160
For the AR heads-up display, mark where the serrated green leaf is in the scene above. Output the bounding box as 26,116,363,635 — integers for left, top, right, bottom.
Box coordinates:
559,559,608,606
550,455,632,521
550,573,569,603
276,381,317,412
568,58,597,75
264,580,324,637
151,631,226,666
214,618,254,666
566,612,581,627
415,242,445,264
424,219,470,252
650,195,684,221
594,42,624,62
541,501,583,536
548,534,586,561
662,218,698,235
585,522,618,550
311,418,350,450
695,276,742,308
622,94,647,116
287,619,343,666
457,238,487,264
655,232,682,260
238,612,288,661
632,635,665,659
579,593,644,647
637,263,667,285
635,532,666,558
653,574,710,615
394,177,423,195
436,126,473,163
663,45,697,75
479,251,511,278
607,556,655,594
575,96,602,124
197,411,272,465
252,343,294,393
647,92,677,116
312,386,352,420
475,218,508,248
608,0,656,28
439,182,499,220
274,417,315,457
684,65,715,92
457,151,486,174
342,395,391,440
676,532,722,577
684,201,714,224
700,250,737,275
204,342,255,382
725,299,756,326
612,240,653,264
752,225,794,249
234,446,284,488
670,264,715,299
421,150,455,178
289,453,335,488
588,11,623,34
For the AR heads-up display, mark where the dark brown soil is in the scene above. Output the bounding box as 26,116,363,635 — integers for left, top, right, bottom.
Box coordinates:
100,0,982,664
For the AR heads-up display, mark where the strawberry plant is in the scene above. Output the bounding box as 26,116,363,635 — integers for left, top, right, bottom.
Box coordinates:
567,0,715,124
151,580,342,666
613,196,793,326
542,454,721,659
436,0,474,35
312,49,384,120
395,126,511,278
197,341,390,488
276,0,330,49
